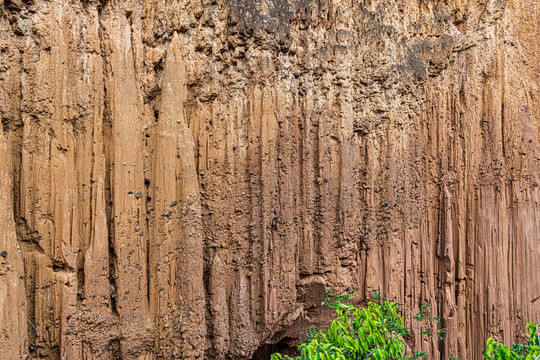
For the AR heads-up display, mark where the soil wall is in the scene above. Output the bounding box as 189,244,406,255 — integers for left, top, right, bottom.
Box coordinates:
0,0,539,359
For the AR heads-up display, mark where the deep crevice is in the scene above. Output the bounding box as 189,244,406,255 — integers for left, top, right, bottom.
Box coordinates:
251,337,299,360
98,3,119,317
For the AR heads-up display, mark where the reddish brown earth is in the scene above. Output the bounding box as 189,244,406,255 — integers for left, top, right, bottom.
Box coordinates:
0,0,539,359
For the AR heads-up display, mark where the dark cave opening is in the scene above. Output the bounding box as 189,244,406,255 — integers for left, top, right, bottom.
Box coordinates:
251,337,299,360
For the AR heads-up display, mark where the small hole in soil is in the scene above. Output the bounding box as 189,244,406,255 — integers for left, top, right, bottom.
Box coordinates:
251,337,299,360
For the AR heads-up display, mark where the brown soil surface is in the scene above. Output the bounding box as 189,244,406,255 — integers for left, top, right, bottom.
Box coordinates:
0,0,539,359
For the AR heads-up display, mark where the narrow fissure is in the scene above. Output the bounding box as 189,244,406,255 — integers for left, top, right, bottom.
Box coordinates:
98,1,119,317
145,177,151,309
313,111,322,272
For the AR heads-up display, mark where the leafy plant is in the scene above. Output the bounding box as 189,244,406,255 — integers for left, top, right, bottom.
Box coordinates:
271,290,449,360
483,323,540,360
321,290,357,310
272,289,537,360
305,327,318,343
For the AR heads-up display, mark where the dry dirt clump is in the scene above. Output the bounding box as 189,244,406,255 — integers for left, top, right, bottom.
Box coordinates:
0,0,539,359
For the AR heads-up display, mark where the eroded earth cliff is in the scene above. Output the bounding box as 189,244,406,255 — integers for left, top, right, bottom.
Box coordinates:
0,0,539,359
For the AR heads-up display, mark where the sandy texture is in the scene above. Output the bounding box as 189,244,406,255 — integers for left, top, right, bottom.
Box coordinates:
0,0,538,359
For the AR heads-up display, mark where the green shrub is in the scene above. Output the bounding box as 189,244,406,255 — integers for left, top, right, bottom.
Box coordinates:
483,323,540,360
271,290,452,360
271,289,538,360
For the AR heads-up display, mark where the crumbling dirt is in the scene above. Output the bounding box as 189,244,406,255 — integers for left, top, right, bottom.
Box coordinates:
0,0,538,359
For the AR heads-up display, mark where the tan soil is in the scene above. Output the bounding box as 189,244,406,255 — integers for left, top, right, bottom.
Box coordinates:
0,0,539,359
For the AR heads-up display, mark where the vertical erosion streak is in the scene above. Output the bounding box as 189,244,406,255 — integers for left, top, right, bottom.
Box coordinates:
209,254,229,359
247,88,265,335
153,33,205,359
261,85,279,326
0,130,28,359
437,186,457,359
85,54,110,311
337,81,360,287
298,77,316,276
107,13,149,357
